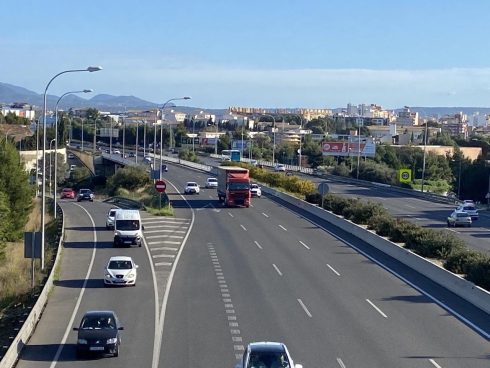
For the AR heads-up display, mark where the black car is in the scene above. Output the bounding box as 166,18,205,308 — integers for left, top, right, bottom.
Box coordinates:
77,189,94,202
73,310,123,358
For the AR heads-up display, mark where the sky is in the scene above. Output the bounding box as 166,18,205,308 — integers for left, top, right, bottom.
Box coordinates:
2,0,490,109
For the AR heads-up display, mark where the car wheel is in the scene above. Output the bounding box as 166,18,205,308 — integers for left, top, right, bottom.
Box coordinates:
113,344,119,357
447,221,450,227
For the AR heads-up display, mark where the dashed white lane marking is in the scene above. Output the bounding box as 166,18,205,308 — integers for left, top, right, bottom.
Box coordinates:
297,298,312,317
414,218,424,221
209,195,214,199
406,204,416,209
366,299,388,318
155,262,172,266
254,241,263,249
152,254,175,259
228,212,234,217
250,204,254,208
262,213,269,217
327,264,341,276
429,359,443,368
278,225,287,231
208,244,244,360
240,224,247,231
150,246,178,251
337,357,346,368
447,228,457,233
272,264,283,276
299,240,310,250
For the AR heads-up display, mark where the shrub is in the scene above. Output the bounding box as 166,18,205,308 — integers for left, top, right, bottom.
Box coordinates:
388,219,419,243
305,192,321,205
444,250,489,275
322,194,353,215
106,166,150,195
404,229,464,259
342,201,387,225
332,163,350,177
367,214,396,237
466,259,490,291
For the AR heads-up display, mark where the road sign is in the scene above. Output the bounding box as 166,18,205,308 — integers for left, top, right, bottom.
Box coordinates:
155,180,166,193
399,169,412,183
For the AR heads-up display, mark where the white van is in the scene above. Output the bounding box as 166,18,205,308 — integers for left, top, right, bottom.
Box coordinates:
113,209,144,247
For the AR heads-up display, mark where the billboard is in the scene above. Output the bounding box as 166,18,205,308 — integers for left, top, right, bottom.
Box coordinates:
99,128,119,138
201,138,217,145
321,141,376,157
232,140,249,150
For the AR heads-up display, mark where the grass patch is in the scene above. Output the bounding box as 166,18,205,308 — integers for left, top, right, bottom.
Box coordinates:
146,204,174,216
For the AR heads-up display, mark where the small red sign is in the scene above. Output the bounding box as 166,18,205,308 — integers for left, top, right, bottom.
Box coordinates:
155,180,166,193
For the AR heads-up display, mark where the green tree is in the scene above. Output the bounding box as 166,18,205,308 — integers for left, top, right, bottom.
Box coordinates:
0,190,11,258
0,140,32,240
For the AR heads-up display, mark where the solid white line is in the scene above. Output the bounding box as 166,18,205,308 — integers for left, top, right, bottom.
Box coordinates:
153,179,196,368
240,224,247,231
262,212,269,217
297,298,312,318
48,204,99,368
145,229,186,233
145,224,185,229
272,264,283,276
228,212,234,217
152,254,175,259
278,225,287,231
429,359,443,368
327,264,341,276
337,357,346,368
304,217,490,339
254,241,263,249
155,262,172,266
150,246,178,251
366,299,388,318
299,240,310,250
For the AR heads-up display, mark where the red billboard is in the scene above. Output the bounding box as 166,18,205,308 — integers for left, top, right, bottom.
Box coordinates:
321,141,375,157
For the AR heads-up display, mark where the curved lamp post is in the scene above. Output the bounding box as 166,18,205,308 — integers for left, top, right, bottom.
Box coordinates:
41,66,102,270
54,89,92,219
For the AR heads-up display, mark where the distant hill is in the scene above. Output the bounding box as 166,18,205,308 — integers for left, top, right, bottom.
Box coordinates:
0,82,159,111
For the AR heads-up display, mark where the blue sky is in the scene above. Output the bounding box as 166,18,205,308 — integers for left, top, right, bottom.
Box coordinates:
2,0,490,109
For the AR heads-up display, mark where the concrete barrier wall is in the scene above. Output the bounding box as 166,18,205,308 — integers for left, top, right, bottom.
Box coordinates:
0,207,65,368
263,186,490,314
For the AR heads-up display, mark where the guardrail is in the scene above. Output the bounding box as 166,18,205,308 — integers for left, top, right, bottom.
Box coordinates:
0,204,65,368
103,196,143,209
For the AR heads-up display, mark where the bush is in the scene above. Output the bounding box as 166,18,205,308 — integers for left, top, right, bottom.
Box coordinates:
466,259,490,290
367,214,396,237
332,163,350,177
444,250,488,275
305,192,321,205
107,166,150,195
388,219,419,243
404,229,464,259
322,194,353,215
342,200,387,225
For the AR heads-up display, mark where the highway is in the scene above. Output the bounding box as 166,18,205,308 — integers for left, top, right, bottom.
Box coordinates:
14,158,490,368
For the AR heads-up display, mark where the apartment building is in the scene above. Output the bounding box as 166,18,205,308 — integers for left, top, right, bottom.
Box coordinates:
395,107,419,126
1,103,36,120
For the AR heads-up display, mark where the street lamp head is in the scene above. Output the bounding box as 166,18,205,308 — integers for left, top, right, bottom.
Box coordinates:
87,66,103,72
83,89,94,93
183,96,191,100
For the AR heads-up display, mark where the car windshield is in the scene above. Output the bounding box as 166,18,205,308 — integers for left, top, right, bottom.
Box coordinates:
109,210,117,217
81,315,116,330
456,213,470,218
251,184,258,189
63,188,72,192
108,260,133,270
116,220,140,230
229,182,250,190
80,190,90,194
208,178,217,183
248,352,290,368
463,206,476,211
187,183,197,187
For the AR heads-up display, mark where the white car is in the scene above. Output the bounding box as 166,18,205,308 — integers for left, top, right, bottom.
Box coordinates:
274,164,286,172
250,183,262,197
236,342,302,368
113,149,121,155
205,177,218,189
106,208,118,229
456,204,479,220
104,256,138,287
184,181,200,194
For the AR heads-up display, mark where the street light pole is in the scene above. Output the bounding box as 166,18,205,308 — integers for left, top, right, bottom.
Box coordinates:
143,119,147,159
54,89,92,219
356,120,361,180
41,66,102,270
458,156,462,199
160,96,191,177
262,114,276,163
122,116,126,158
49,138,55,195
135,120,139,163
421,122,429,192
81,118,84,152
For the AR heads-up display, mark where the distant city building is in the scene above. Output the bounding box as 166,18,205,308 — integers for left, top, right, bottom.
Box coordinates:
439,112,468,138
1,103,36,120
395,106,419,126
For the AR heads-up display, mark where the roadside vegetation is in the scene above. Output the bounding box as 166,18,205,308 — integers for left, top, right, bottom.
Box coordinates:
106,166,173,216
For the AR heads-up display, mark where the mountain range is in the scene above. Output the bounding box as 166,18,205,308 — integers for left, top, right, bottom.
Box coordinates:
1,81,490,117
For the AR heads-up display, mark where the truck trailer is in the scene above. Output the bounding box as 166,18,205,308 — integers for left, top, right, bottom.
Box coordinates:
217,166,251,207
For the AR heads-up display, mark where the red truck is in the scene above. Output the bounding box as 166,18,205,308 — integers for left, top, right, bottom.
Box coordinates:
217,166,251,207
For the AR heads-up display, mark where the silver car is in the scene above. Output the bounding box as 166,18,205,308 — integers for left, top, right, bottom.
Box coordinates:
106,208,118,229
236,342,302,368
447,210,472,227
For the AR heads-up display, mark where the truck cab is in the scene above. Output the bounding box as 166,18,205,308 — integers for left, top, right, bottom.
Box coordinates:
113,209,144,247
217,166,251,207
